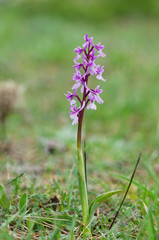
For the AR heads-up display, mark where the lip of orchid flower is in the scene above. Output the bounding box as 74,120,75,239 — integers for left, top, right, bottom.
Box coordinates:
65,33,106,125
72,82,81,90
87,93,96,110
73,54,81,64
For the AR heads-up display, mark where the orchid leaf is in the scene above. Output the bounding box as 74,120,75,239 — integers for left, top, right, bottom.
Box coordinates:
0,184,10,211
88,190,122,222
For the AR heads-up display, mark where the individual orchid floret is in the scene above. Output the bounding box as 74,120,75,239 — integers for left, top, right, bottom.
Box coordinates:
65,34,106,125
74,47,82,54
70,101,85,125
94,42,106,57
84,33,94,45
65,89,81,105
87,93,96,110
96,65,105,81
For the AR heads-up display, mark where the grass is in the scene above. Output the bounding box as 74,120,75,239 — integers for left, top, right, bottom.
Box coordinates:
0,4,159,239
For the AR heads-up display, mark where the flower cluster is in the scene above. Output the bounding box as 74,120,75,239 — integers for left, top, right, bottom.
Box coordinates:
65,34,106,125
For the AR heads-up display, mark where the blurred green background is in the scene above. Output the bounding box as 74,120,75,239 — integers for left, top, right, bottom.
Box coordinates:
0,0,159,161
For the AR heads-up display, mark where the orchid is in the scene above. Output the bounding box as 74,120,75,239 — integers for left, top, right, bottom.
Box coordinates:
65,35,120,237
65,33,106,125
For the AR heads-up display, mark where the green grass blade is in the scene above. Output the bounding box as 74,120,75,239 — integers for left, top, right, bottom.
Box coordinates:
147,207,157,240
0,230,14,240
67,166,77,210
110,172,156,199
70,217,76,240
0,184,10,211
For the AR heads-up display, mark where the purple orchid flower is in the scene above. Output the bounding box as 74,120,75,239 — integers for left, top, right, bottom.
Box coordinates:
65,34,106,125
65,35,107,233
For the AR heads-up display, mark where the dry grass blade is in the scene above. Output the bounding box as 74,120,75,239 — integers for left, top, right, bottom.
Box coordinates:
6,173,24,185
76,217,94,240
109,153,141,230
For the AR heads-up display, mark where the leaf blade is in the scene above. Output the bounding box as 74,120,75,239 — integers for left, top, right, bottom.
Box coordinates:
88,190,122,222
19,192,27,214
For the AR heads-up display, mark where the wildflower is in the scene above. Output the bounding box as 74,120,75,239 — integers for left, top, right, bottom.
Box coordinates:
65,35,112,238
65,34,106,125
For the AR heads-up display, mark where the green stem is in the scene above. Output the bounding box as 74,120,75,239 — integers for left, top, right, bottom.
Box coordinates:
77,149,89,222
77,111,89,235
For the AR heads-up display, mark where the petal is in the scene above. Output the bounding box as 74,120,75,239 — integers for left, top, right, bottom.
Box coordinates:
95,85,103,94
82,52,87,63
95,95,104,104
72,81,81,90
83,41,89,50
70,99,76,105
84,33,89,42
96,74,105,81
88,92,95,102
74,46,84,55
73,54,81,64
73,71,82,81
90,65,97,75
70,114,79,125
73,63,80,70
94,42,104,50
98,50,106,57
87,102,97,110
81,85,84,93
89,37,94,46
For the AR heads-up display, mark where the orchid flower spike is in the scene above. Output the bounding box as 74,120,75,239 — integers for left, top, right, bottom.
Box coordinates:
65,34,106,125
